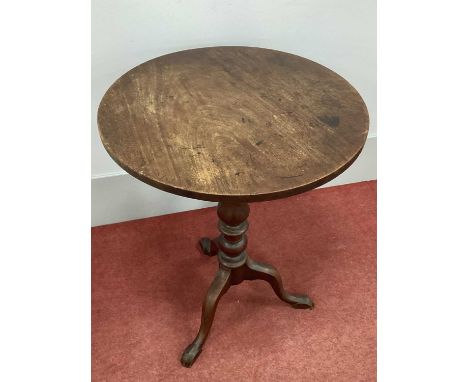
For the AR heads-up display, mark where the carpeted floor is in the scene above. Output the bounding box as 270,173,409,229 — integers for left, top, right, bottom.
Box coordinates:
92,180,376,381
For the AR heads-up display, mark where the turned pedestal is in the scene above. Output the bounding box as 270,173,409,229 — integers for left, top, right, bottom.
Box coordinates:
181,202,313,367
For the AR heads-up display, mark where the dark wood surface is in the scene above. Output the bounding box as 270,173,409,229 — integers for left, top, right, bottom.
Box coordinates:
98,46,369,202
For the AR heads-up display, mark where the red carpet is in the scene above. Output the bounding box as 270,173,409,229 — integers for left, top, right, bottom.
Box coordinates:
92,180,376,381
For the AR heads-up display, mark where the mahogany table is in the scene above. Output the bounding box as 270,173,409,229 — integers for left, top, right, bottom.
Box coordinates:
97,46,369,367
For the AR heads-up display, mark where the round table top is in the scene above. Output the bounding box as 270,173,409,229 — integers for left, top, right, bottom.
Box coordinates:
98,46,369,202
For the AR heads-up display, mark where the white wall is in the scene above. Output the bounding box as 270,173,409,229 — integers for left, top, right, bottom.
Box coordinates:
91,0,376,225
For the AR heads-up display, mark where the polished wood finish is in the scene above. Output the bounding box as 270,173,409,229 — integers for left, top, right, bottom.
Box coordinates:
98,46,369,202
181,202,313,367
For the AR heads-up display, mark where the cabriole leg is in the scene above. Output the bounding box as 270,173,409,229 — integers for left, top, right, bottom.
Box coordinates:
180,267,232,367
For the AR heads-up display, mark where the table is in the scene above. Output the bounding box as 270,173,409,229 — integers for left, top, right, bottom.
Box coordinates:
97,46,369,367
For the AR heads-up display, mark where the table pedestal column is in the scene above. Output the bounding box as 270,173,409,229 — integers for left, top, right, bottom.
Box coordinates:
180,202,314,367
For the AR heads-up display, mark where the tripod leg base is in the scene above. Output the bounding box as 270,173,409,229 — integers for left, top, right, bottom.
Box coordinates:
182,202,314,367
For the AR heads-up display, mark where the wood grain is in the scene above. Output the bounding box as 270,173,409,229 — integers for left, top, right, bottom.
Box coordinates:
98,46,369,202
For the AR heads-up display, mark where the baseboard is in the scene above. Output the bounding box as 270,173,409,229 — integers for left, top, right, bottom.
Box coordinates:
92,136,376,226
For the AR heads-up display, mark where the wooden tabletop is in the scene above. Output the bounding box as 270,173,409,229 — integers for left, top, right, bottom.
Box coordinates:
98,47,369,202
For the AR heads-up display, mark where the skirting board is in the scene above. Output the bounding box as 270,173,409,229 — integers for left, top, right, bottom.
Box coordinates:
92,136,376,227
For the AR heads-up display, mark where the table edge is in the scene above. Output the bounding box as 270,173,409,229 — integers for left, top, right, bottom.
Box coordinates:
99,133,367,203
